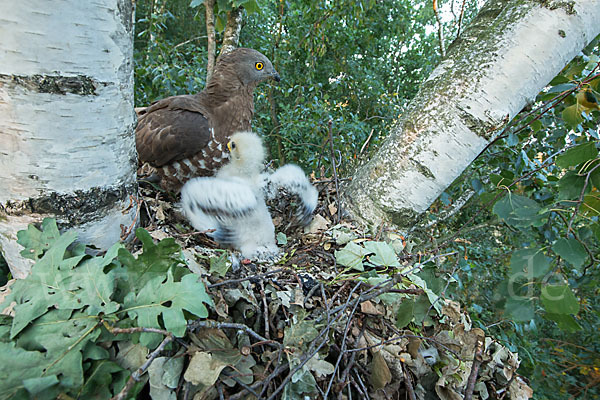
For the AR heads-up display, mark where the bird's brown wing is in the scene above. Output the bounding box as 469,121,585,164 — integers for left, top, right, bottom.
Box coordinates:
136,95,212,167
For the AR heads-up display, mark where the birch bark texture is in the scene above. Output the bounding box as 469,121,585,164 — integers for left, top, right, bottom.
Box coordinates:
343,0,600,230
0,0,138,278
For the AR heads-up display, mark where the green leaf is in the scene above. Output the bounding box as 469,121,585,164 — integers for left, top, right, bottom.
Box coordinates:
505,297,535,322
541,285,579,314
582,193,600,216
557,171,585,200
241,0,260,13
189,0,204,7
561,104,584,128
16,218,62,260
125,272,212,346
334,242,367,271
284,319,319,350
276,232,288,245
79,360,125,399
493,193,546,228
509,248,551,279
556,142,598,168
552,238,588,270
544,313,582,332
116,228,184,298
22,376,59,395
395,299,414,328
16,309,101,389
591,168,600,190
0,342,53,399
6,230,84,338
209,252,231,277
363,241,400,267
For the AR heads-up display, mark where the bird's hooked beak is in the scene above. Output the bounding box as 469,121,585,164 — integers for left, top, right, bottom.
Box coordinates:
272,70,281,82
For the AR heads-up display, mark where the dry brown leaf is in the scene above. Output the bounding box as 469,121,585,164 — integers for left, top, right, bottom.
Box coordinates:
370,351,391,390
360,300,383,315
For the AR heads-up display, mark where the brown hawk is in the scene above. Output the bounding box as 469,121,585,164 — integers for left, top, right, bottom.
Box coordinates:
135,48,280,191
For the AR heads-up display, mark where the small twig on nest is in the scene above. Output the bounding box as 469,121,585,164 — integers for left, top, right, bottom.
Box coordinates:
102,321,171,337
208,268,285,289
464,338,484,400
327,119,342,223
188,320,282,350
259,280,271,340
402,361,417,400
111,334,173,400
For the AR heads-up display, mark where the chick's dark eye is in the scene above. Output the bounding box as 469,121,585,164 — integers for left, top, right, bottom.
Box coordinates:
231,142,236,149
255,62,264,71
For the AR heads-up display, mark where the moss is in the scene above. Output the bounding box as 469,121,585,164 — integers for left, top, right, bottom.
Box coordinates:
536,0,577,15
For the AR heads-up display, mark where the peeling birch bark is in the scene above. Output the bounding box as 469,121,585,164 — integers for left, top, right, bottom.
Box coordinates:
344,0,600,230
0,0,138,277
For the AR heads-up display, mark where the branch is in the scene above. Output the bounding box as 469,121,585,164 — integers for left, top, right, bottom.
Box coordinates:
205,0,216,84
464,337,484,400
112,334,174,400
433,0,446,57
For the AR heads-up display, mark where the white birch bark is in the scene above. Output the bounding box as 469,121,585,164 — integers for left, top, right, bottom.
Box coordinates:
344,0,600,230
0,0,137,278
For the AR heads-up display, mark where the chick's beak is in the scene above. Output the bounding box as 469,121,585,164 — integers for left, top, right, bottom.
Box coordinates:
227,141,233,152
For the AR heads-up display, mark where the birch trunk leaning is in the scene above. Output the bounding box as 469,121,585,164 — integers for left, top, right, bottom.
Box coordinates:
0,0,138,278
344,0,600,230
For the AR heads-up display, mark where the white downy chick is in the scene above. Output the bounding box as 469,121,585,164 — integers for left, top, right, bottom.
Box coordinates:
181,131,278,259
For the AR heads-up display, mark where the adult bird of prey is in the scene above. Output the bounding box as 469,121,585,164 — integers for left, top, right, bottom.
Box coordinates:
180,131,318,260
135,48,280,192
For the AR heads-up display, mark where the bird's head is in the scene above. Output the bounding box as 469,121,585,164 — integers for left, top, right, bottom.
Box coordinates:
226,131,266,173
217,48,280,86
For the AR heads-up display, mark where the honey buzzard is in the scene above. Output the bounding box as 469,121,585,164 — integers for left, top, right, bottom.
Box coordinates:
135,48,280,191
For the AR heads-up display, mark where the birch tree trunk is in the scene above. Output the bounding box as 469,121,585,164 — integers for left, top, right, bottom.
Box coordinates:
344,0,600,230
205,0,216,83
0,0,138,278
219,7,244,57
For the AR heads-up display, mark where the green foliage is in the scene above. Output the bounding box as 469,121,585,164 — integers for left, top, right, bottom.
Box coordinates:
0,221,212,399
429,42,600,398
134,0,445,174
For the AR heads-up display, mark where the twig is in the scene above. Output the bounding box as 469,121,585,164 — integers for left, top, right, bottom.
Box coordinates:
204,0,216,83
402,361,417,400
456,0,466,37
464,337,484,400
567,161,600,234
259,280,271,340
103,322,171,337
433,0,446,57
173,35,208,49
187,320,282,350
327,119,342,223
112,334,173,400
359,128,375,155
208,268,284,288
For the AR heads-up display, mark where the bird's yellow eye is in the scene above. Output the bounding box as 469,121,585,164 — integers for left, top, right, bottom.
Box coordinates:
255,62,264,71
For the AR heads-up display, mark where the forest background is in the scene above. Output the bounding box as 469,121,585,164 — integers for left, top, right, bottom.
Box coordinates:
1,0,598,397
132,0,600,397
